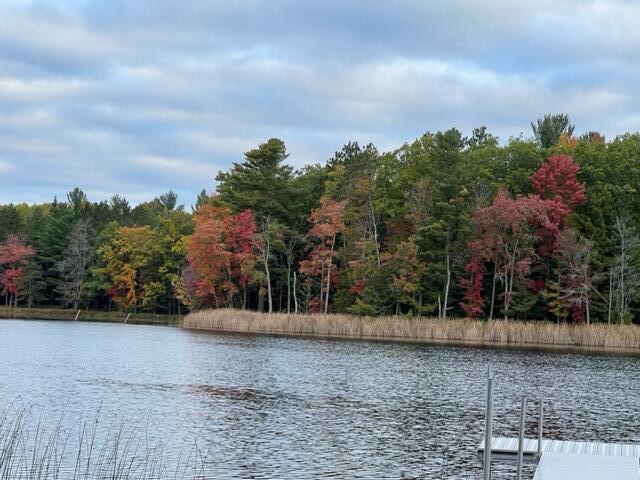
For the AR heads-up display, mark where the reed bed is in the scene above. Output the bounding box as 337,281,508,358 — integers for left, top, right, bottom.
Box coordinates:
184,308,640,352
0,404,207,479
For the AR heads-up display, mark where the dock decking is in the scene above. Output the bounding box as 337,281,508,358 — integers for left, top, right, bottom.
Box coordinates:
478,437,640,479
533,453,640,480
478,436,640,460
478,369,640,479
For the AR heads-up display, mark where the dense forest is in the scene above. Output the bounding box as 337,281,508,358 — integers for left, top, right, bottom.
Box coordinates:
2,114,640,323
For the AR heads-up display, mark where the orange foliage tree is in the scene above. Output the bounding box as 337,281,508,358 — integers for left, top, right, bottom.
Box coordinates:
185,206,259,308
299,199,345,313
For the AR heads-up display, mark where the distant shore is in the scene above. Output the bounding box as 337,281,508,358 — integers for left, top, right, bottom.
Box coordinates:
183,308,640,353
0,307,182,325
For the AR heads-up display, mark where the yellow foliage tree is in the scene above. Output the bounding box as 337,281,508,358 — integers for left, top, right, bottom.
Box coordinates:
98,226,162,310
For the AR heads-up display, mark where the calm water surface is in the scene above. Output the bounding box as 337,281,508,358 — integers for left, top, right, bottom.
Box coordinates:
1,319,639,479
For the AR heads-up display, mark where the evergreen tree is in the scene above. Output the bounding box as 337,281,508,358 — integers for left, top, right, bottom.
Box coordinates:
34,199,74,305
532,113,575,148
216,138,296,224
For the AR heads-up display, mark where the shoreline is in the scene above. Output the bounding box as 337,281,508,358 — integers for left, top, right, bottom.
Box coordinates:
0,307,182,326
185,325,640,356
183,309,640,355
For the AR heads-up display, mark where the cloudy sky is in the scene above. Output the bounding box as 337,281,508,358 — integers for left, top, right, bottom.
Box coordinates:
1,0,639,205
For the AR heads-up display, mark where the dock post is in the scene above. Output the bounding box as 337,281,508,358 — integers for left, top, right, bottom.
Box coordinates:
537,399,544,458
516,397,526,480
74,309,81,321
483,367,495,480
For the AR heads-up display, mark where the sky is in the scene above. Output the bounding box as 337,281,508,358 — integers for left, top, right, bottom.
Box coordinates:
1,0,640,205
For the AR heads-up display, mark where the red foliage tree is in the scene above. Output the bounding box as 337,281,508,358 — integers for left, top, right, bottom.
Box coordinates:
185,206,259,307
463,156,586,319
521,194,571,256
225,209,260,290
464,189,570,319
531,155,585,208
459,257,485,318
299,199,345,313
530,155,586,262
0,235,35,306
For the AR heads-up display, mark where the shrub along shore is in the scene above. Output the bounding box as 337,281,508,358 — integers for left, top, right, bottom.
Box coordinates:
183,309,640,352
0,307,182,325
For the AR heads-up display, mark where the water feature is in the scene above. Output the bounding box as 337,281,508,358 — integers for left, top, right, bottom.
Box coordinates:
0,319,638,479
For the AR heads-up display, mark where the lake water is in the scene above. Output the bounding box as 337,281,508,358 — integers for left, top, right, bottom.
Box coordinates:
0,319,639,479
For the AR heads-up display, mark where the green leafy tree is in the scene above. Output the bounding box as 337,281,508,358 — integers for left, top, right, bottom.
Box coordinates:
532,113,575,148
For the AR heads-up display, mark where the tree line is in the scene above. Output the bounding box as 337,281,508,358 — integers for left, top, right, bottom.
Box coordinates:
3,114,640,323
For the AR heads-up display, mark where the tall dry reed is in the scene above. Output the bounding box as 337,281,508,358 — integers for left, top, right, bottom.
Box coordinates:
0,404,207,479
184,308,640,351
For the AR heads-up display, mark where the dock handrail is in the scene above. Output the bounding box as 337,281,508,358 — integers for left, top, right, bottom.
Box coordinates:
483,367,494,480
517,397,526,480
538,399,544,457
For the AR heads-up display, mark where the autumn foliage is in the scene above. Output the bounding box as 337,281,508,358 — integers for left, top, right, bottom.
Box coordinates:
185,206,259,307
2,122,635,324
462,155,586,319
299,199,346,313
98,226,162,309
531,155,585,207
460,257,485,318
0,235,35,303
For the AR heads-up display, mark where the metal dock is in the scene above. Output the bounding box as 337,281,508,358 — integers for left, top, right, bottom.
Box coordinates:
533,453,640,480
478,368,640,479
478,437,640,460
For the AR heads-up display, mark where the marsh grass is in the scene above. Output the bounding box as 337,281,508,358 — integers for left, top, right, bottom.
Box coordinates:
0,404,207,479
184,308,640,351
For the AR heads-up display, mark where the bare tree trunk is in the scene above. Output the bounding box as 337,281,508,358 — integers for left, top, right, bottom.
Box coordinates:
504,259,517,320
442,252,451,321
286,262,291,314
319,262,325,309
325,234,336,314
258,292,264,313
585,295,590,325
620,241,625,324
608,268,613,325
504,270,510,321
489,264,497,321
284,236,297,315
293,271,299,314
305,284,311,314
504,239,519,321
368,194,381,269
264,238,272,314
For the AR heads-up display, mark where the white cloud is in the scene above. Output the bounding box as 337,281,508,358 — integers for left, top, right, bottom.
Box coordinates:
0,0,640,204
